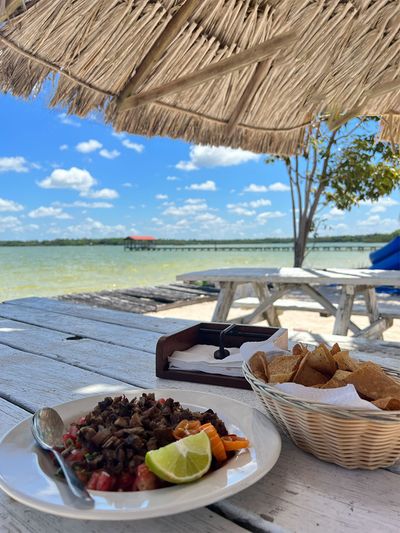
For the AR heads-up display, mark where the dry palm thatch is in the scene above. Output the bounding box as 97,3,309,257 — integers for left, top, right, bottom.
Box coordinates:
1,0,400,155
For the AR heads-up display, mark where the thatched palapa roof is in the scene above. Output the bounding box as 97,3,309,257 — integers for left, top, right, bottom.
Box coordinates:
1,0,400,154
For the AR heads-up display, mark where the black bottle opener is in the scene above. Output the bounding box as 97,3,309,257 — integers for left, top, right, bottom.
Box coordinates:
214,323,237,359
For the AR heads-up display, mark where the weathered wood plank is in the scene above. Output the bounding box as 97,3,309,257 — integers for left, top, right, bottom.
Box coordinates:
177,267,400,287
0,318,255,406
0,402,241,532
212,282,237,321
300,284,361,334
253,282,281,327
333,285,355,336
5,297,195,333
224,438,400,533
0,303,164,353
364,287,384,340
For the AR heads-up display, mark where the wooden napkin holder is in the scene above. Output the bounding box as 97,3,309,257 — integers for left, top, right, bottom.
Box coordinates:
156,322,283,390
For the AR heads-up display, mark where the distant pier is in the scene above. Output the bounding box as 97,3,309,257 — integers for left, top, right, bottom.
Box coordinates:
124,244,380,252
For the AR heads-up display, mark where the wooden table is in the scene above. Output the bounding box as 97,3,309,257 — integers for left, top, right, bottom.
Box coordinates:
0,297,399,533
177,267,400,339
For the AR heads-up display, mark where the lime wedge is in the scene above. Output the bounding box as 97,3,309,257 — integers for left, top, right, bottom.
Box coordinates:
145,431,212,484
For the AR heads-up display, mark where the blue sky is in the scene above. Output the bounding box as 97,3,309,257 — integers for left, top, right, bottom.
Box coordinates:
0,92,399,240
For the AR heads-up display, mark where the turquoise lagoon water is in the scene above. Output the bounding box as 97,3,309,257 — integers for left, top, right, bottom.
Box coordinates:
0,244,379,302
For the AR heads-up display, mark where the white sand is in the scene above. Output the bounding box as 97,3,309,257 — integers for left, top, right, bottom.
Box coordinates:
147,300,400,342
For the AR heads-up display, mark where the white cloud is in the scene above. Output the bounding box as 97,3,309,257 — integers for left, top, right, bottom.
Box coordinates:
82,188,119,200
53,201,113,209
58,113,81,127
329,207,346,217
122,182,133,188
335,223,348,230
166,176,179,181
112,131,126,139
360,197,398,207
195,213,224,224
228,199,271,212
0,216,20,231
244,184,268,193
99,149,120,160
38,167,97,192
59,144,69,151
0,215,40,234
155,194,168,200
176,145,260,170
163,201,208,217
228,206,256,217
185,180,217,191
247,198,272,208
361,196,399,214
370,205,386,213
0,156,29,173
76,139,102,153
65,218,126,238
357,215,398,228
28,206,72,219
0,198,24,212
268,181,290,192
243,182,290,193
257,211,286,222
122,139,144,153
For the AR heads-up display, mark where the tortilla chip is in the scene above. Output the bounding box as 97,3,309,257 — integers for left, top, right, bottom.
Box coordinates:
248,351,269,383
321,377,348,389
344,362,400,400
372,397,400,410
330,343,341,356
333,369,352,381
293,354,329,387
306,344,337,377
333,351,359,372
292,343,308,356
268,354,303,383
269,372,296,384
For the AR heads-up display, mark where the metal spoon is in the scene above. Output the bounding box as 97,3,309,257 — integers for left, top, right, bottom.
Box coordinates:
32,407,94,508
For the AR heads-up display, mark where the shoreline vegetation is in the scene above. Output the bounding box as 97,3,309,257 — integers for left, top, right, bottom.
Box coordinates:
0,230,398,247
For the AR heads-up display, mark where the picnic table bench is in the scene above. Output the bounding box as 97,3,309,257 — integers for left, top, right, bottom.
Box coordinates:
177,267,400,339
0,296,399,532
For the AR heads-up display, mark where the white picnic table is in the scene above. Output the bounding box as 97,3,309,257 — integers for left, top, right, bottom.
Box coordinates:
177,267,400,339
0,296,399,533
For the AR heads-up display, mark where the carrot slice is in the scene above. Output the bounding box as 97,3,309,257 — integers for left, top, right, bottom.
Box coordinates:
199,423,227,463
221,435,250,451
173,419,201,440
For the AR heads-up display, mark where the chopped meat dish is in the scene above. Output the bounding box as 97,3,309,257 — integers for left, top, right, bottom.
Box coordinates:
60,393,232,492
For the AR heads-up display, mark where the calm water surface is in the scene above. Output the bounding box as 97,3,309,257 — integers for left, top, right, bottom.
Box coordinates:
0,244,377,302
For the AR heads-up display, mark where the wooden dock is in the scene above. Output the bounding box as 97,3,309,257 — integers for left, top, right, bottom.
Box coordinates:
124,244,380,252
57,283,219,314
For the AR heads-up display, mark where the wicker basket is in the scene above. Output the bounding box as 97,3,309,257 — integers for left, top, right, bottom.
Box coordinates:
243,362,400,469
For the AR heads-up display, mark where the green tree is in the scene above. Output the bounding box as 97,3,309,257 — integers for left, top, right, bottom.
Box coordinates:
266,119,400,267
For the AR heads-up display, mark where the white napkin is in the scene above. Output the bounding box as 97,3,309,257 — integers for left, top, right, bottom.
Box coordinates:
274,382,379,410
169,344,243,377
169,328,289,378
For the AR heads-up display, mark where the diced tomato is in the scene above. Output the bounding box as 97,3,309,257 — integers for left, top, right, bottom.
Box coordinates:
158,398,166,405
87,471,114,491
62,433,76,447
118,472,136,491
87,471,101,490
69,424,79,438
135,464,159,491
78,416,87,425
67,449,85,463
96,471,113,491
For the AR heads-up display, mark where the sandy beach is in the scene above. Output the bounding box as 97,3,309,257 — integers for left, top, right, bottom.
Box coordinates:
147,300,400,342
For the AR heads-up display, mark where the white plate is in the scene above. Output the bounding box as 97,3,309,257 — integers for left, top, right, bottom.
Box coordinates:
0,389,281,520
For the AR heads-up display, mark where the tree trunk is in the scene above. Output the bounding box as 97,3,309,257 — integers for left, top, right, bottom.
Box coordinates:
294,235,307,267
